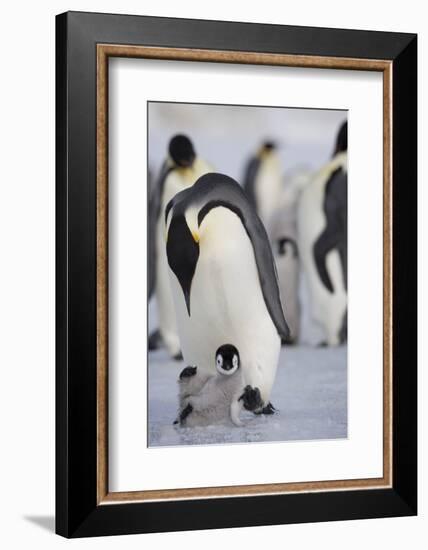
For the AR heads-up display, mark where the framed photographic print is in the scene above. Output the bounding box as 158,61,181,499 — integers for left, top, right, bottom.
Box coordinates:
56,11,417,538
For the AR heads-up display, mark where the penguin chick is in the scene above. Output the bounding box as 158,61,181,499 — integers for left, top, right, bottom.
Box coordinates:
176,345,263,428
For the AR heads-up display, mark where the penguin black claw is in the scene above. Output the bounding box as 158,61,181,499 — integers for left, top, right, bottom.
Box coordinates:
254,402,277,415
239,385,263,412
173,351,184,361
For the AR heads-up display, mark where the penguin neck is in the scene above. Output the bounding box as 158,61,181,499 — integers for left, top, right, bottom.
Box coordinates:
331,151,347,172
176,165,197,184
197,206,245,260
319,151,347,182
258,149,275,162
166,154,200,185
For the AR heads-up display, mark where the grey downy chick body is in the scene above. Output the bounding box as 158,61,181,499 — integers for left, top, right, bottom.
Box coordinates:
176,345,262,427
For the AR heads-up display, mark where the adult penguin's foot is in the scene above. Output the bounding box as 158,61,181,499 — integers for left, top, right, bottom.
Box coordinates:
239,386,263,412
254,402,277,415
148,329,163,351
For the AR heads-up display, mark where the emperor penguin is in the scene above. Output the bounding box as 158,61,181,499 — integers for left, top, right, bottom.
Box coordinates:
165,173,290,412
176,344,259,427
243,141,283,232
269,169,313,345
148,134,213,358
297,121,348,346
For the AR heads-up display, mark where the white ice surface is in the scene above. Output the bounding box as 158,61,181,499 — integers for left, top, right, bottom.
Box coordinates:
148,345,347,447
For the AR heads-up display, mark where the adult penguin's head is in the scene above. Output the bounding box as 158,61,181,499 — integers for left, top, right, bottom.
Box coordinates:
169,134,196,167
262,140,277,151
258,140,277,157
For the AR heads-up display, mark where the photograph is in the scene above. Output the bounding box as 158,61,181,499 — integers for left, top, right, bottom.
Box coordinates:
147,101,348,447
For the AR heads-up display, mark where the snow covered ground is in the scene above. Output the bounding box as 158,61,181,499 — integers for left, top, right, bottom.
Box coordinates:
148,345,347,447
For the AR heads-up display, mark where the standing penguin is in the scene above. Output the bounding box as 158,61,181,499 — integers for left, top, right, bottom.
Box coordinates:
165,173,290,412
297,121,348,346
148,134,213,358
270,208,299,345
243,141,283,232
269,169,312,345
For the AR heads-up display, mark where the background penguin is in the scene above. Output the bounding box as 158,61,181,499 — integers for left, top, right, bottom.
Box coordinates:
243,141,283,232
269,169,312,345
269,202,300,345
175,344,260,427
297,121,348,346
148,134,213,358
165,172,290,413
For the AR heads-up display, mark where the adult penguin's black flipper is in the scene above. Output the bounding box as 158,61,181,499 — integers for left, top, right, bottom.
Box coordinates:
313,228,339,293
313,167,347,294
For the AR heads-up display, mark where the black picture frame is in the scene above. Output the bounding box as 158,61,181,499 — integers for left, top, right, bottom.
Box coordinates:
56,10,417,538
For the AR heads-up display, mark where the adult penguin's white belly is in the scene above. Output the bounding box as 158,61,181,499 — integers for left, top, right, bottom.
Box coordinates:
254,155,282,232
170,206,280,403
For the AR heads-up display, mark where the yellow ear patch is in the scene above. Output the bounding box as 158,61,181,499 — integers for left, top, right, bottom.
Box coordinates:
191,229,200,243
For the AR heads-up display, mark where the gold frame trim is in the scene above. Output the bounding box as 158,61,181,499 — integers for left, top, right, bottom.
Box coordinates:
96,44,393,505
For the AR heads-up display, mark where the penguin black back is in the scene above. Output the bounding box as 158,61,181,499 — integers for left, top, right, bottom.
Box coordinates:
242,141,276,209
333,121,348,156
148,161,174,298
